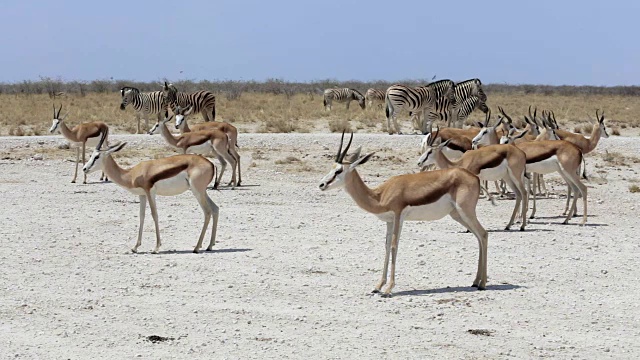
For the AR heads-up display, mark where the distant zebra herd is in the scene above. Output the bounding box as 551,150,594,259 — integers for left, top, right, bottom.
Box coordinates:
323,78,489,135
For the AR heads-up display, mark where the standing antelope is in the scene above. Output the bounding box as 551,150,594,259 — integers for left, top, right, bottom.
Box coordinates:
475,124,587,224
82,141,219,254
548,110,608,215
173,105,242,186
49,104,109,184
319,132,489,296
418,128,529,230
149,116,237,188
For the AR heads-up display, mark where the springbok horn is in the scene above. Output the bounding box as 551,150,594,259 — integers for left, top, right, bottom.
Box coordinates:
339,132,354,162
336,131,345,162
431,126,440,146
57,104,63,119
484,109,491,126
53,104,56,118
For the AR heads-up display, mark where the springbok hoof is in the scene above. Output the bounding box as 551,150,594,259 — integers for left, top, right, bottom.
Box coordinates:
192,249,200,254
371,289,381,294
381,293,393,298
71,180,76,183
477,285,486,291
131,248,137,253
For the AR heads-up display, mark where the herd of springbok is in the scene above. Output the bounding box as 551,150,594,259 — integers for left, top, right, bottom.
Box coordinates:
46,84,608,296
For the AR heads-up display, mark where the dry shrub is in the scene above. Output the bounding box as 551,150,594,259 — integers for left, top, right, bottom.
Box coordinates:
630,185,640,193
9,126,25,136
328,118,352,133
582,123,593,134
612,128,621,136
260,118,298,133
275,156,300,165
573,126,582,133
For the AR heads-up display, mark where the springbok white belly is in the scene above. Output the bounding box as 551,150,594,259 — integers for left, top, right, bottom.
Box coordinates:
70,136,101,149
375,195,454,222
478,160,508,182
526,156,560,175
127,171,190,197
187,142,212,155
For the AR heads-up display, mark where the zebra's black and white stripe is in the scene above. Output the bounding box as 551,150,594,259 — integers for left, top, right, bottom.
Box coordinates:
323,88,366,111
163,82,216,122
385,80,455,135
364,88,385,109
425,78,489,128
447,95,486,127
120,86,168,134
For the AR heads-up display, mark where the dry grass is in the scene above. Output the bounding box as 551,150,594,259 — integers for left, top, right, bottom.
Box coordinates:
2,92,640,135
328,118,352,133
275,156,300,165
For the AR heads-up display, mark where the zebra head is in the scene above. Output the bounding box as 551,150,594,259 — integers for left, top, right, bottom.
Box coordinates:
162,81,178,102
174,105,194,129
352,89,366,109
49,104,68,133
319,132,375,191
120,86,139,110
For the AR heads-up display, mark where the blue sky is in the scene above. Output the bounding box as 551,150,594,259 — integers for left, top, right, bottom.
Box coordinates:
2,0,638,85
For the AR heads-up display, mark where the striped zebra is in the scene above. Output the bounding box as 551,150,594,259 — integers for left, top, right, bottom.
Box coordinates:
323,88,366,111
428,95,488,129
425,78,489,128
364,88,385,109
120,86,168,134
385,80,455,135
163,82,216,122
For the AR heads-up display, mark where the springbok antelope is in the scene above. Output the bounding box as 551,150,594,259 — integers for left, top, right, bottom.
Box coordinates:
318,132,489,296
149,115,237,189
173,105,242,186
547,110,608,215
418,128,529,231
476,124,587,224
49,104,109,184
82,141,219,254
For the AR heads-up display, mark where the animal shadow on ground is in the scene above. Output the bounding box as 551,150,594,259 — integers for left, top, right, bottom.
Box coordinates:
392,284,523,297
136,248,252,255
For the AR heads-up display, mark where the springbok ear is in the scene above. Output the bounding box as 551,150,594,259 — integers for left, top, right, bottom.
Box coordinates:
349,152,375,169
345,146,363,163
516,130,529,139
439,139,452,148
476,122,485,128
108,142,127,153
432,137,442,146
163,114,174,122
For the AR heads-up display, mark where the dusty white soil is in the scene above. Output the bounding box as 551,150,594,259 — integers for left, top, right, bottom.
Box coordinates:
1,133,639,359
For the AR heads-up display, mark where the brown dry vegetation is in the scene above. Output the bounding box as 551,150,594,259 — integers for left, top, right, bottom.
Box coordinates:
1,92,640,136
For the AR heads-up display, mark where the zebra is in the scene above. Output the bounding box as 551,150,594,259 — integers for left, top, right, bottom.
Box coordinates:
426,95,488,131
322,88,366,111
423,78,489,128
162,82,216,122
364,88,385,109
120,86,168,134
385,80,455,135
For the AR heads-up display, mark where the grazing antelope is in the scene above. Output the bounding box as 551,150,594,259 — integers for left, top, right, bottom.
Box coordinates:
82,141,219,254
173,105,242,186
149,115,237,189
49,104,109,184
319,132,489,296
418,128,529,231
